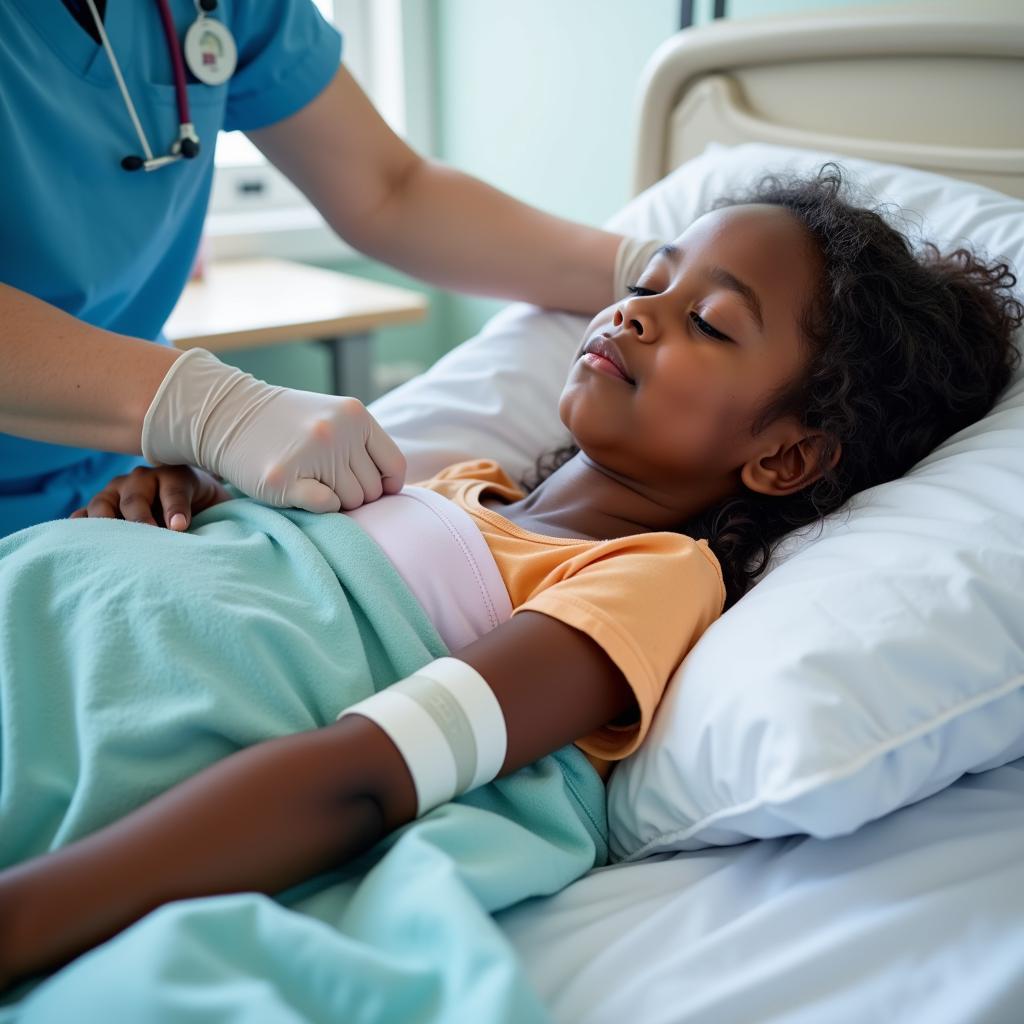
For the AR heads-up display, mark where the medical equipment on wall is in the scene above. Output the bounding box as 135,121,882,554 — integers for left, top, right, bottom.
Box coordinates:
82,0,238,172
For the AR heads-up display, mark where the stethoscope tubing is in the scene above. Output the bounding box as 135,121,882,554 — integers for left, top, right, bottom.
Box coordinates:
153,0,192,131
83,0,209,171
83,0,160,163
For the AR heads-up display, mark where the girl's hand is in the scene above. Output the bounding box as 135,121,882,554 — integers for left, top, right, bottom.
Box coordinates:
71,465,232,531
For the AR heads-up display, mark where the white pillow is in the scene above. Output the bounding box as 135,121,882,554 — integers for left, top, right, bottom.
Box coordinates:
370,142,1024,861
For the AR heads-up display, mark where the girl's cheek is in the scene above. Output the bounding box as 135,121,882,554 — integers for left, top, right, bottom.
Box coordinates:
669,381,730,448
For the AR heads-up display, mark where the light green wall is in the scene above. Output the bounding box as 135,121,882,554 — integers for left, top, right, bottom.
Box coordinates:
428,0,953,355
429,0,680,345
226,0,934,393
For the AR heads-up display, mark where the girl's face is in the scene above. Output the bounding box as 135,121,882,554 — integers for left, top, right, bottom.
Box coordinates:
560,203,831,511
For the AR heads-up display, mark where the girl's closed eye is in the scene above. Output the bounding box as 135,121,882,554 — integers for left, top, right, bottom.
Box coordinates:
691,312,732,342
625,285,732,342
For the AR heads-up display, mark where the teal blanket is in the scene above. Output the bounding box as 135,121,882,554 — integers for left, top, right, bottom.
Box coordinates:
0,500,607,1022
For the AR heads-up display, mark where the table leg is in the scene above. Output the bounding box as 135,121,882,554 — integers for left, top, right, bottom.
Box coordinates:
322,333,375,402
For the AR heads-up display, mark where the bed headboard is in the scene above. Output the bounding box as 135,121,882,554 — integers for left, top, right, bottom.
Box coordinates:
632,1,1024,199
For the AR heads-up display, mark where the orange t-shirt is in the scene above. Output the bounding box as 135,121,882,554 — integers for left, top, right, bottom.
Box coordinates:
415,460,726,782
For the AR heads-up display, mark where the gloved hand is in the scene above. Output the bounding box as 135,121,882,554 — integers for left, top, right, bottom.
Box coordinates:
613,236,666,299
141,348,406,513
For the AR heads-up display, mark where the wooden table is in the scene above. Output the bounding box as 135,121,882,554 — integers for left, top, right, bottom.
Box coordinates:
164,257,429,402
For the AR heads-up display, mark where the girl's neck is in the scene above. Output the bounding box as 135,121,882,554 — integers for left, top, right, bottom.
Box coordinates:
494,452,699,541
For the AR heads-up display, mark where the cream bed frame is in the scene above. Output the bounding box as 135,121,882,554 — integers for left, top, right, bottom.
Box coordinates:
632,0,1024,200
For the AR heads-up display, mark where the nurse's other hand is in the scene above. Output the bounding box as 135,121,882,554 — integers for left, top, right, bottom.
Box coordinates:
141,349,407,513
71,465,232,531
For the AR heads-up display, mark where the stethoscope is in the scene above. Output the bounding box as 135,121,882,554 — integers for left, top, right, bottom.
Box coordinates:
83,0,238,172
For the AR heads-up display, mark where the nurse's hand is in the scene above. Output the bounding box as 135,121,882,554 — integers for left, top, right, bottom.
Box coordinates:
141,349,406,513
71,465,231,531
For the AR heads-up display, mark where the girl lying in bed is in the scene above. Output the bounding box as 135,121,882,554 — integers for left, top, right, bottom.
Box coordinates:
0,164,1020,990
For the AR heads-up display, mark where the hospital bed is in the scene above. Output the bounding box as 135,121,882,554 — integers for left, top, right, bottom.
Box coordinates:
4,5,1023,1021
369,3,1024,1021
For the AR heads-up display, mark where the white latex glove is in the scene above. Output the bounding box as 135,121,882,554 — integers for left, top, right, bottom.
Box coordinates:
141,348,406,512
613,236,666,299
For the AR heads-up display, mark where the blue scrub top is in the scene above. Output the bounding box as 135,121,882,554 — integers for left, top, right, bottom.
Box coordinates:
0,0,342,538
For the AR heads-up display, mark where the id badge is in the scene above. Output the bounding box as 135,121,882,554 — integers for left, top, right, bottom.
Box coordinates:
184,13,238,87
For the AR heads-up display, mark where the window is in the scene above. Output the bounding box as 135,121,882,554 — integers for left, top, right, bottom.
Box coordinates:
205,0,417,261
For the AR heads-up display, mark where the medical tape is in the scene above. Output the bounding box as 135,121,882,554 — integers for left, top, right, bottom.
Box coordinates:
393,674,478,794
336,657,508,817
413,658,507,790
340,687,458,816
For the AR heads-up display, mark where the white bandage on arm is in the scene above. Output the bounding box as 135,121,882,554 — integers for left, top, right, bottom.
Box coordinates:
336,657,508,818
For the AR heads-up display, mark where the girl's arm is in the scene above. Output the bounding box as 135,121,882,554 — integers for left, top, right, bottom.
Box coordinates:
0,611,633,989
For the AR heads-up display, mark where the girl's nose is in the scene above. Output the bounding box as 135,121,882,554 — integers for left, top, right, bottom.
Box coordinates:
612,303,658,341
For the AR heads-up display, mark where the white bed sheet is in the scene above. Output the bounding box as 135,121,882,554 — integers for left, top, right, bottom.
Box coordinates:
496,758,1024,1024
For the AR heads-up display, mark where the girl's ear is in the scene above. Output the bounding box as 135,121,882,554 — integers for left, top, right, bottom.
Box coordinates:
740,430,841,497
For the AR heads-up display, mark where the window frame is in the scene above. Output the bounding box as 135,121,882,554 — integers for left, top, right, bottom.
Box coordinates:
205,0,430,263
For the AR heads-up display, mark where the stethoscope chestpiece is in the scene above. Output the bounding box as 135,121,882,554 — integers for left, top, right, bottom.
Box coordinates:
85,0,234,172
173,122,201,160
122,123,200,172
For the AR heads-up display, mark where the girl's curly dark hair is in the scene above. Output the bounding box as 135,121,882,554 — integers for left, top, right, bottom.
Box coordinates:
523,163,1024,611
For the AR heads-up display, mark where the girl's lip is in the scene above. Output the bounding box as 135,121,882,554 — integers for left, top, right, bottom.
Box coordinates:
581,351,632,382
582,336,634,383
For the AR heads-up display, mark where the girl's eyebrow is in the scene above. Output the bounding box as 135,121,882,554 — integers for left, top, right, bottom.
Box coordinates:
655,244,765,334
707,265,765,334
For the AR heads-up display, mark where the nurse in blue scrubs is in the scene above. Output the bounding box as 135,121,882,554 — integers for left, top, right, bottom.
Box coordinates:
0,0,651,539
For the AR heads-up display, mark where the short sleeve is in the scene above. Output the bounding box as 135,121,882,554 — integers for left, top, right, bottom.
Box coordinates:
425,460,522,490
224,0,343,133
515,536,725,761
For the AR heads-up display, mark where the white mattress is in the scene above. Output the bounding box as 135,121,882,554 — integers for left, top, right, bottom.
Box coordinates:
496,758,1024,1024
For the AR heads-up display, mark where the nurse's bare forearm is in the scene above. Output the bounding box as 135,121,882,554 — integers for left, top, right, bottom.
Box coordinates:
354,159,622,315
0,716,400,988
247,67,621,316
0,283,179,452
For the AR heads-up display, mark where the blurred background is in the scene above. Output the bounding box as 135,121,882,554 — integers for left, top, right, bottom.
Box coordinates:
199,0,955,398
